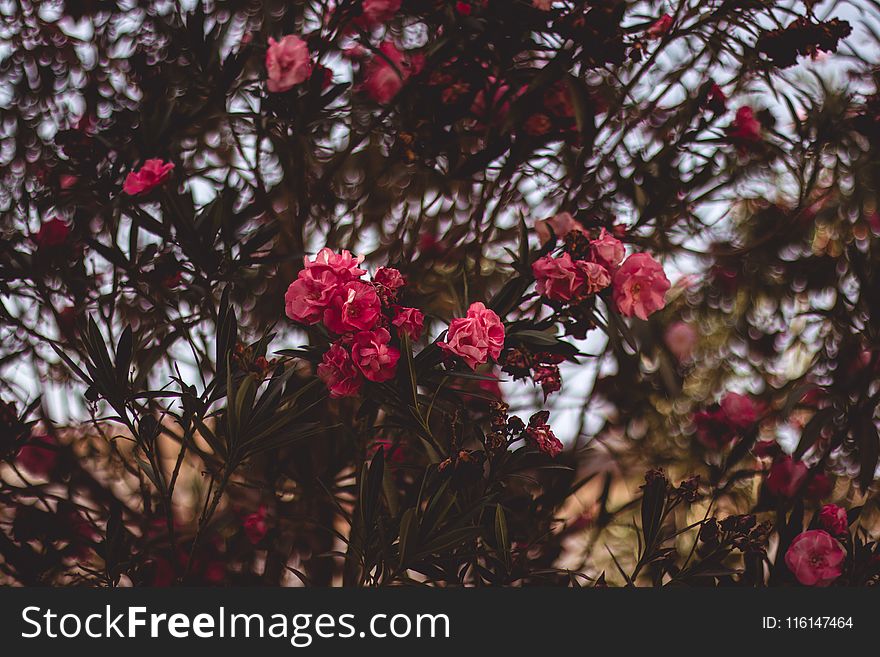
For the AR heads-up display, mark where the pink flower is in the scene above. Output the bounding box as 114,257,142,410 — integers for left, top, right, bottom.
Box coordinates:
364,41,414,104
535,212,586,245
351,327,400,382
392,306,424,340
323,281,382,334
579,260,612,294
438,302,505,370
266,35,312,92
705,82,727,114
16,434,59,478
728,106,762,144
664,321,697,362
647,14,673,39
819,504,849,537
590,228,625,270
784,530,846,586
317,343,363,398
373,266,406,298
766,456,822,498
720,392,759,428
612,252,670,320
59,174,78,189
532,0,553,9
305,247,367,282
123,159,174,195
532,253,609,303
33,218,70,249
355,0,401,28
243,506,268,545
284,269,339,325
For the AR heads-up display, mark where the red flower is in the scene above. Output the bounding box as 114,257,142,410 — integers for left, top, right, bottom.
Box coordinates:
16,434,59,478
455,1,471,15
323,281,382,334
647,14,673,39
728,106,762,145
525,412,563,457
33,218,70,249
392,306,425,340
612,253,670,320
123,159,174,195
266,35,312,93
818,504,848,537
351,327,400,382
243,506,268,545
438,302,505,370
317,343,363,398
784,530,845,586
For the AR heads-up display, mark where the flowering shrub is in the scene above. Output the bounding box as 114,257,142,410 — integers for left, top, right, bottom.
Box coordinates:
0,0,878,588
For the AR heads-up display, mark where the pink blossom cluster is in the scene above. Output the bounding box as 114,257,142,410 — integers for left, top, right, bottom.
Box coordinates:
437,302,505,371
284,249,424,398
531,215,670,320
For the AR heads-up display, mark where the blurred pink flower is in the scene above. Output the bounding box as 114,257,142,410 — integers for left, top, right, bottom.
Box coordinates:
317,343,363,398
720,392,759,428
16,434,59,478
535,211,586,245
364,41,413,104
438,302,504,370
266,35,312,92
243,506,268,545
647,14,673,39
784,530,845,586
33,218,70,249
123,159,174,196
664,321,697,362
728,106,762,144
612,253,670,320
351,327,400,382
355,0,401,28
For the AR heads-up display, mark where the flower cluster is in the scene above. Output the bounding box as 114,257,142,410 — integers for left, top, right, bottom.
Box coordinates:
757,17,852,68
532,215,670,321
285,248,423,397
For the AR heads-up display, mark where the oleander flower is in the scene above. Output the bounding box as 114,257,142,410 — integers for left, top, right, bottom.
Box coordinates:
284,269,340,325
728,106,762,144
819,504,849,537
266,35,312,92
784,530,846,586
373,267,406,299
590,228,625,270
525,412,563,457
33,218,70,249
355,0,401,28
612,252,670,320
532,253,609,303
323,281,382,334
720,392,760,428
351,327,400,382
364,41,414,104
664,321,698,362
305,247,367,283
15,434,59,478
438,302,505,370
647,14,673,39
392,306,424,340
123,159,174,195
765,456,829,500
535,212,586,246
317,343,363,398
243,506,268,545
